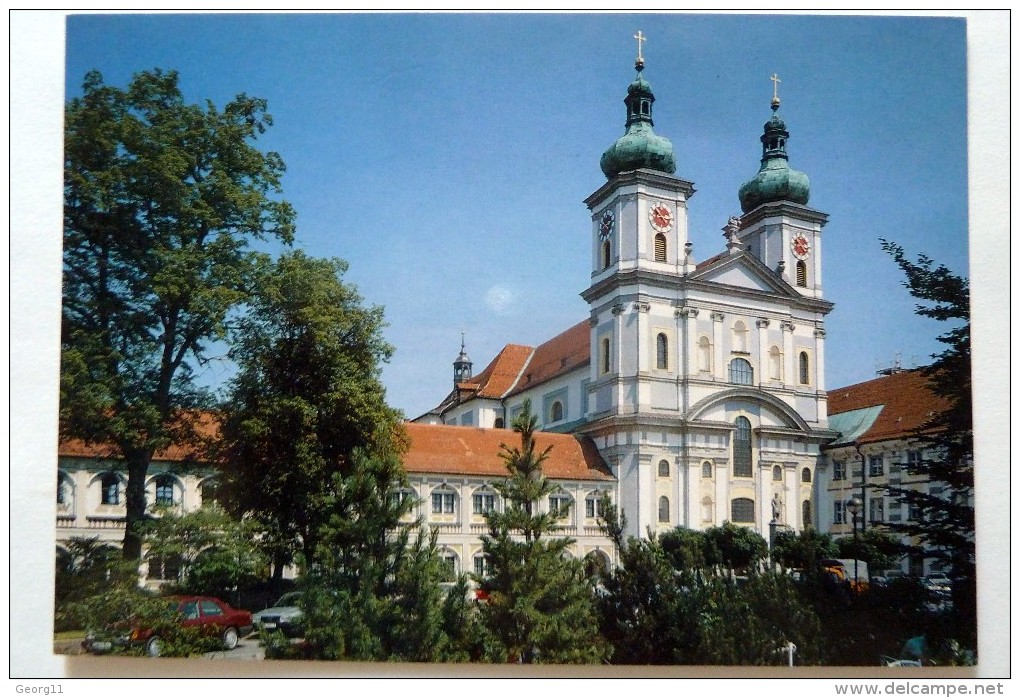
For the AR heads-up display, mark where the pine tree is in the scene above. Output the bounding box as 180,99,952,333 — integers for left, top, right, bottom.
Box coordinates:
879,240,974,648
477,403,608,664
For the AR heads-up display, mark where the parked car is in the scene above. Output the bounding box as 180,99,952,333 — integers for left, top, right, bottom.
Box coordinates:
83,595,253,657
253,592,304,638
921,575,952,593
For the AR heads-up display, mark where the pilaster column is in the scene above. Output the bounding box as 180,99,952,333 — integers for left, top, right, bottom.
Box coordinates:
756,318,770,383
781,320,795,388
814,327,826,392
678,306,699,377
711,311,725,381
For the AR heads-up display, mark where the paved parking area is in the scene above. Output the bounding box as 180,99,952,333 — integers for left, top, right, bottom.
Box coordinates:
204,636,264,660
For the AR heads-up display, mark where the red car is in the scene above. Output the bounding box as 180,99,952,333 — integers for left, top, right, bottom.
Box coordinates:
87,595,253,657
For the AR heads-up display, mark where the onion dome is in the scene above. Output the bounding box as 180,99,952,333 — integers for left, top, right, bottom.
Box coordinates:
600,57,676,179
738,92,810,213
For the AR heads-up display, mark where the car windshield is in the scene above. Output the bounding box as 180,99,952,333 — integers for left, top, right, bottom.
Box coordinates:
274,592,301,607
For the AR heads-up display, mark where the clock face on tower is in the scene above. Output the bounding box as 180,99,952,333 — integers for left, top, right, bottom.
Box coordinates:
599,210,615,240
791,234,811,260
649,203,673,233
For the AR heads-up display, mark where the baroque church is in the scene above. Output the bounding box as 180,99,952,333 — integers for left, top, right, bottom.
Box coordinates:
57,40,947,583
414,45,834,549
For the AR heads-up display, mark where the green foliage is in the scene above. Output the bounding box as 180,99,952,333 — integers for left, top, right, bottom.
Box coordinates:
55,537,127,630
70,584,220,658
694,574,824,665
596,515,824,664
879,240,974,648
140,506,268,604
770,528,838,573
61,68,295,558
218,250,403,567
835,528,905,573
702,522,768,574
659,527,709,575
477,403,609,664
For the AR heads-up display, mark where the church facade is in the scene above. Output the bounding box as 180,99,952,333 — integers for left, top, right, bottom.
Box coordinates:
416,51,836,545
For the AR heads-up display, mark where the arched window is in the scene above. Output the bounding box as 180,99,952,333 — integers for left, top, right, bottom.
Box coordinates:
731,498,755,523
769,345,782,381
658,496,670,523
584,550,612,575
733,320,748,352
154,475,175,507
729,358,753,385
654,233,667,262
657,459,670,477
656,333,668,370
801,467,812,483
472,487,497,516
796,260,807,287
600,337,611,375
100,473,120,505
473,553,490,578
802,500,812,528
200,479,220,507
549,400,564,422
438,549,458,581
585,492,606,520
702,461,713,479
146,553,182,582
733,416,752,477
698,336,712,372
431,486,457,516
494,417,505,429
702,496,714,523
799,352,810,385
549,492,572,518
57,472,73,508
772,465,783,481
601,240,611,270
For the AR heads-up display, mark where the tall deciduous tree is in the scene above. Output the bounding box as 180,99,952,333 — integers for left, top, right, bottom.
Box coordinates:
879,240,974,647
477,404,608,664
218,250,403,570
217,250,462,662
61,69,295,559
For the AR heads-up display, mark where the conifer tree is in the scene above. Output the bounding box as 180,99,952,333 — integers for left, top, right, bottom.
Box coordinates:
477,403,608,664
879,240,975,648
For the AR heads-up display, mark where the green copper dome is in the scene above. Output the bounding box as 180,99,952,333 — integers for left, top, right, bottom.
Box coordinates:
600,62,676,179
738,99,810,213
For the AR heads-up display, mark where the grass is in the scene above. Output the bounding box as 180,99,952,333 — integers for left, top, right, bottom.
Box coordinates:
54,629,85,640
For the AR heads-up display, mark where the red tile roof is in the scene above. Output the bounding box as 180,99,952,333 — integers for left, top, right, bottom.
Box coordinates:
402,422,614,481
827,369,951,444
510,320,591,394
58,412,219,462
468,344,535,398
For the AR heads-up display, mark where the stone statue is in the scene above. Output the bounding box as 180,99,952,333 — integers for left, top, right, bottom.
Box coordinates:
771,493,784,523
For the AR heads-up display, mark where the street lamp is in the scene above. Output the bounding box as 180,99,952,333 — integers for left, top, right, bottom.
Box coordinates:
845,496,863,589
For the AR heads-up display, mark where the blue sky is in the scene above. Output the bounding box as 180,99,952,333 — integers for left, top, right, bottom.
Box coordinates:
54,12,975,420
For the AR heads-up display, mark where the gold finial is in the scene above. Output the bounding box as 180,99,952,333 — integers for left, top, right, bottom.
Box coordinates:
634,30,646,66
770,73,782,107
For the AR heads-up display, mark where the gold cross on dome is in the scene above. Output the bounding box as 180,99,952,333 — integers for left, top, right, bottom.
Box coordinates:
770,73,782,101
634,30,646,63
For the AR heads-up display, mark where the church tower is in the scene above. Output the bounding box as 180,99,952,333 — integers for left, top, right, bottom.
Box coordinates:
581,42,836,540
452,333,472,387
580,35,697,537
736,76,827,299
